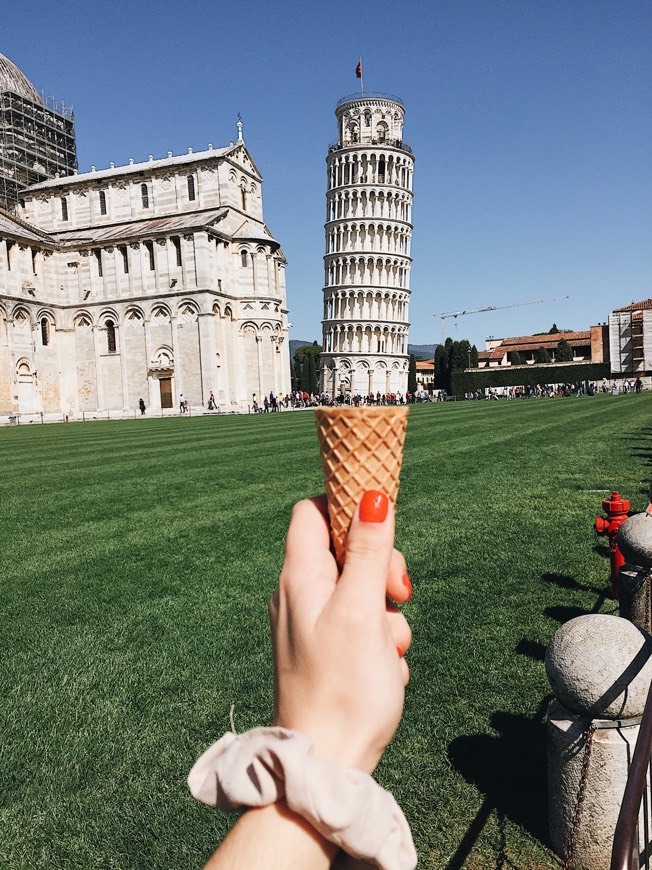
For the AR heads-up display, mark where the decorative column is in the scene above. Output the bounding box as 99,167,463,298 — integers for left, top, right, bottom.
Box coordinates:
255,334,263,398
117,314,129,410
320,92,414,397
92,324,105,410
170,313,182,404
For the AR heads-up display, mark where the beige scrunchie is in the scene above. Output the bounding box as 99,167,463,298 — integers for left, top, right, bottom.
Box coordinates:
188,727,417,870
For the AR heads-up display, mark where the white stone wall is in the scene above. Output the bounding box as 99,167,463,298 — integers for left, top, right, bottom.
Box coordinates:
0,144,291,419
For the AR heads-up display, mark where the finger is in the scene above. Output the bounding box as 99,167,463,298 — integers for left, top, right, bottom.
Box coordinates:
337,491,395,611
387,548,412,604
279,495,337,611
282,496,331,576
386,603,412,658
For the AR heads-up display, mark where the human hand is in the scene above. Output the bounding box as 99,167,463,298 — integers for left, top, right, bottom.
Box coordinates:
269,491,412,775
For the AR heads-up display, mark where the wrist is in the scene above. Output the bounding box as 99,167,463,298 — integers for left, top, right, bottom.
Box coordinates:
273,715,381,774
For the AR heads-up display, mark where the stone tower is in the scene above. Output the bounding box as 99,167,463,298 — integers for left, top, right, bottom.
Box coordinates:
320,92,414,398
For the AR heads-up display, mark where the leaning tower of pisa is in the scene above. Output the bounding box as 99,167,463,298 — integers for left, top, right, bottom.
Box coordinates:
320,92,414,398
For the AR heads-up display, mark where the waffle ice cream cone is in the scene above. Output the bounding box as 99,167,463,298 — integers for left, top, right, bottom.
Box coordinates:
314,406,409,566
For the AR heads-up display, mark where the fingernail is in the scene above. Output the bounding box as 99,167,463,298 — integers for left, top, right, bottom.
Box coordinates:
402,572,413,599
396,646,404,658
359,490,389,523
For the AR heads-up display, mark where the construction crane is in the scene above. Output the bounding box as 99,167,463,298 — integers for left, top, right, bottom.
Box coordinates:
433,295,569,345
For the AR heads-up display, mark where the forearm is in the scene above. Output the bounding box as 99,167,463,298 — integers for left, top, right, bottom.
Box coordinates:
204,801,337,869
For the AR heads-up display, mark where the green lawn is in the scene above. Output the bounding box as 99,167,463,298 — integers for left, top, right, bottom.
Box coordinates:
1,395,649,869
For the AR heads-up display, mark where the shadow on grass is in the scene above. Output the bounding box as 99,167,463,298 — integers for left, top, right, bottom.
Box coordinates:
541,571,605,593
445,565,613,868
514,638,546,662
592,542,611,558
446,696,553,870
544,604,594,623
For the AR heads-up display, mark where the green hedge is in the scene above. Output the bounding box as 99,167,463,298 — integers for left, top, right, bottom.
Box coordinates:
451,362,611,398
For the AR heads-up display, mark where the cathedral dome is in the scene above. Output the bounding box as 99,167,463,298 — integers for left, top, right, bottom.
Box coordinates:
0,53,43,104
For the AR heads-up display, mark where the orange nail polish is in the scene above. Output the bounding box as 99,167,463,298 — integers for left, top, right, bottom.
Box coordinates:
396,646,404,658
402,572,413,599
359,490,388,523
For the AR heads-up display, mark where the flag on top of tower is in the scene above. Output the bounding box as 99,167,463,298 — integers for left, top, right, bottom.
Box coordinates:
355,59,362,78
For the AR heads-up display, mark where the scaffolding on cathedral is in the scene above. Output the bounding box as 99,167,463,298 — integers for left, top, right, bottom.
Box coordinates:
0,90,77,210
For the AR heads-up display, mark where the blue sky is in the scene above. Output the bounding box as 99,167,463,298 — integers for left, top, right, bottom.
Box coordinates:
3,0,650,349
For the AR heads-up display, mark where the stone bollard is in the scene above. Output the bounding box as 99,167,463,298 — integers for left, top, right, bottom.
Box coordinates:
618,513,652,634
546,614,652,869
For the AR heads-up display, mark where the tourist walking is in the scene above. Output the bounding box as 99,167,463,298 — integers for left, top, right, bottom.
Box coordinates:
138,398,146,415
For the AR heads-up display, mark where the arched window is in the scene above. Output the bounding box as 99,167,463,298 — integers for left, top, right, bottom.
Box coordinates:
187,175,195,201
364,112,371,127
241,187,247,210
60,197,68,221
141,183,149,209
106,319,117,354
99,190,107,215
241,250,248,267
41,317,50,346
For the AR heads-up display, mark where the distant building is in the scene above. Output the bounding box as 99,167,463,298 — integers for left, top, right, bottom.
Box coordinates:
609,299,652,380
476,326,609,368
0,53,77,210
0,56,290,421
415,358,435,392
320,92,414,397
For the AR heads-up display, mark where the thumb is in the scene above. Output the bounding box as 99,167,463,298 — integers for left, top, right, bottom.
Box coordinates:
337,491,395,610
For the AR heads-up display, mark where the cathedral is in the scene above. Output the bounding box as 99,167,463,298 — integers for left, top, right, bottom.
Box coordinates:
0,53,290,421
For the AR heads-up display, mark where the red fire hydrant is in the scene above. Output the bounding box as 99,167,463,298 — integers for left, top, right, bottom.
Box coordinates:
595,491,631,598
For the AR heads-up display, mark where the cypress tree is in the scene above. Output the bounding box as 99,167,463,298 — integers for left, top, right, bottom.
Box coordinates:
434,344,448,390
307,351,318,395
300,356,311,392
408,354,418,393
556,338,573,362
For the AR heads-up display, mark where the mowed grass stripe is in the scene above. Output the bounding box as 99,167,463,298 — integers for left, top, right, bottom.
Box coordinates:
1,394,650,868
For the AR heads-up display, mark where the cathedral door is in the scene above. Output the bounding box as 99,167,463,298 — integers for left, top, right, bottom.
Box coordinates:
159,377,173,409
